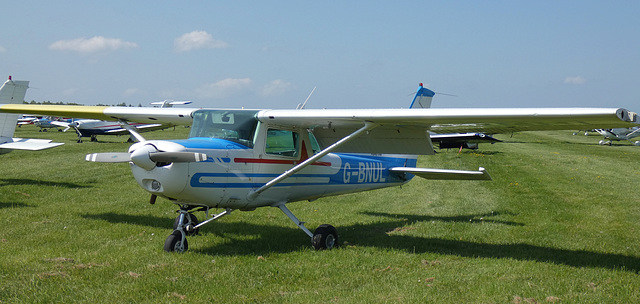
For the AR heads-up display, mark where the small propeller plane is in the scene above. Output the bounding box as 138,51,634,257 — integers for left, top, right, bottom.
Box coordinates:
53,119,170,143
595,127,640,146
0,77,63,153
1,78,638,253
50,101,191,143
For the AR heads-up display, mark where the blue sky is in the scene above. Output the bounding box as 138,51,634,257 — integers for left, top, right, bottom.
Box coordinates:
1,1,638,110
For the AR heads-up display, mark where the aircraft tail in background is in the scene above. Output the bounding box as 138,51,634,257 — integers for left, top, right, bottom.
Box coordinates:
409,83,435,109
0,76,63,153
0,76,29,138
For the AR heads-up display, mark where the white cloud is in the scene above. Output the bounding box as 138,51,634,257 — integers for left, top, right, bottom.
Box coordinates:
196,78,252,99
564,76,586,85
260,79,292,97
174,31,228,52
49,36,138,54
0,46,6,53
62,88,79,96
123,88,146,98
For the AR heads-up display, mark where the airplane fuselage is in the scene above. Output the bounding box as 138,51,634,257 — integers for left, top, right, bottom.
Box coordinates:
127,109,417,210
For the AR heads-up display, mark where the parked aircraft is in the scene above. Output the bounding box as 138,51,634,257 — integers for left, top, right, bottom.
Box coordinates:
595,127,640,146
17,114,38,126
1,80,637,252
54,119,167,143
0,77,63,153
409,84,501,150
430,132,501,150
51,101,192,142
33,117,73,132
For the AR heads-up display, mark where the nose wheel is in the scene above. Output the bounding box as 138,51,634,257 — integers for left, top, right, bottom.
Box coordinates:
164,230,188,253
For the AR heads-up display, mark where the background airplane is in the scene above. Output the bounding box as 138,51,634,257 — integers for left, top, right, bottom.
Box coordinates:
0,77,63,153
595,127,640,146
51,101,192,143
411,84,501,150
1,79,637,253
17,114,38,126
33,117,72,132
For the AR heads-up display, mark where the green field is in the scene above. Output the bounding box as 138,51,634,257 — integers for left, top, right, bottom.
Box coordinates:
1,125,639,303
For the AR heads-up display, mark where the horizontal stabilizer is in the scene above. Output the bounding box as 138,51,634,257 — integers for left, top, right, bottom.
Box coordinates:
0,138,64,151
390,166,492,180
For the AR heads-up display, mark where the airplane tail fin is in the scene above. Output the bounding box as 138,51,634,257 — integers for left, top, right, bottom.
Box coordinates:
0,76,29,138
0,76,63,152
409,83,435,109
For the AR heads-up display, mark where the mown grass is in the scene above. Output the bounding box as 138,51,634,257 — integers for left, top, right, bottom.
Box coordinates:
1,125,639,303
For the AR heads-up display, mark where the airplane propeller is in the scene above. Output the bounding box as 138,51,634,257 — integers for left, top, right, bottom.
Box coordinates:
86,145,207,170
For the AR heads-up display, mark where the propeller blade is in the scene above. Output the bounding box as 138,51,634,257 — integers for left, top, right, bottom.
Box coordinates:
85,153,131,162
148,152,208,163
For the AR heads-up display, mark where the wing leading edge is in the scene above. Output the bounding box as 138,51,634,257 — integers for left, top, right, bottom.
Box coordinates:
0,104,195,125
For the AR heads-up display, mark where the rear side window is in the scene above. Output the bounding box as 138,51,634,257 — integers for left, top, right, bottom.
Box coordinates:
265,129,299,157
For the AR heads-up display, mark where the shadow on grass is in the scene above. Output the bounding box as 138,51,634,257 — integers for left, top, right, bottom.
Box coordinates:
0,202,35,209
0,178,90,188
81,211,640,272
361,211,524,226
82,212,172,229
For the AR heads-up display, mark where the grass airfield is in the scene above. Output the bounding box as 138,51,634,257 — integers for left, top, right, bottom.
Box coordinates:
1,125,639,303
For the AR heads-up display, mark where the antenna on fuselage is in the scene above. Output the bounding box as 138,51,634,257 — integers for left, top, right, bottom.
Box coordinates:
296,86,316,110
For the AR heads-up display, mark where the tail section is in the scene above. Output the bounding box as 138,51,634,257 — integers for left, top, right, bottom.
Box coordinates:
0,76,29,138
409,83,435,109
0,76,63,152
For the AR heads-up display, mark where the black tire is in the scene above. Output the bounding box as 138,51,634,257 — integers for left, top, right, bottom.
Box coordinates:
173,213,199,236
312,224,339,250
164,230,188,253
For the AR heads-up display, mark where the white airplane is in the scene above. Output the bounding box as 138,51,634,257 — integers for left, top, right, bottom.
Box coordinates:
51,101,192,143
1,80,637,253
17,114,38,126
595,127,640,146
53,119,168,143
408,84,502,150
0,77,63,154
33,117,72,132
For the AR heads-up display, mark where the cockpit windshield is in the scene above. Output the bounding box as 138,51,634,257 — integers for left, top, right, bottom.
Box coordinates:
189,109,259,148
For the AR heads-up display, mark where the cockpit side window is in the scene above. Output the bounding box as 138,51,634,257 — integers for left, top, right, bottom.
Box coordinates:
189,110,259,148
265,129,299,157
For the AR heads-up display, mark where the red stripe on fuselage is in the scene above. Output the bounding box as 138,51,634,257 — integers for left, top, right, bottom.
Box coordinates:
233,158,331,166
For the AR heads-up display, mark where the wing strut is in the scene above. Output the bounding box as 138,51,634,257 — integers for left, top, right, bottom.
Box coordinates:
119,120,146,142
247,121,377,201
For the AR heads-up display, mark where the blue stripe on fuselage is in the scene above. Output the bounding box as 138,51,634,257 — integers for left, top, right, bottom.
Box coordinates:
170,138,251,150
189,153,415,188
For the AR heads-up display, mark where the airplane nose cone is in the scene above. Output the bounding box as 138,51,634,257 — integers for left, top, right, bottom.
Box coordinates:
130,144,158,170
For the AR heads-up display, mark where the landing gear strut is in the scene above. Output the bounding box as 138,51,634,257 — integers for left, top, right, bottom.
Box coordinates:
164,207,231,253
275,203,339,250
163,204,339,253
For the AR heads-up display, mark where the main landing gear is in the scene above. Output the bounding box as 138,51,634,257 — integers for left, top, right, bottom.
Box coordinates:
164,204,339,253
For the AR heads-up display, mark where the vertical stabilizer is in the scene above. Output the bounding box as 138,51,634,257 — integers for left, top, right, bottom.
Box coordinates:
409,83,435,109
0,77,29,138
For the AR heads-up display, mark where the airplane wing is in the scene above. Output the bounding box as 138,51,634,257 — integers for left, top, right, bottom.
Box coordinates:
0,104,195,125
0,138,64,150
256,107,638,154
1,104,637,154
